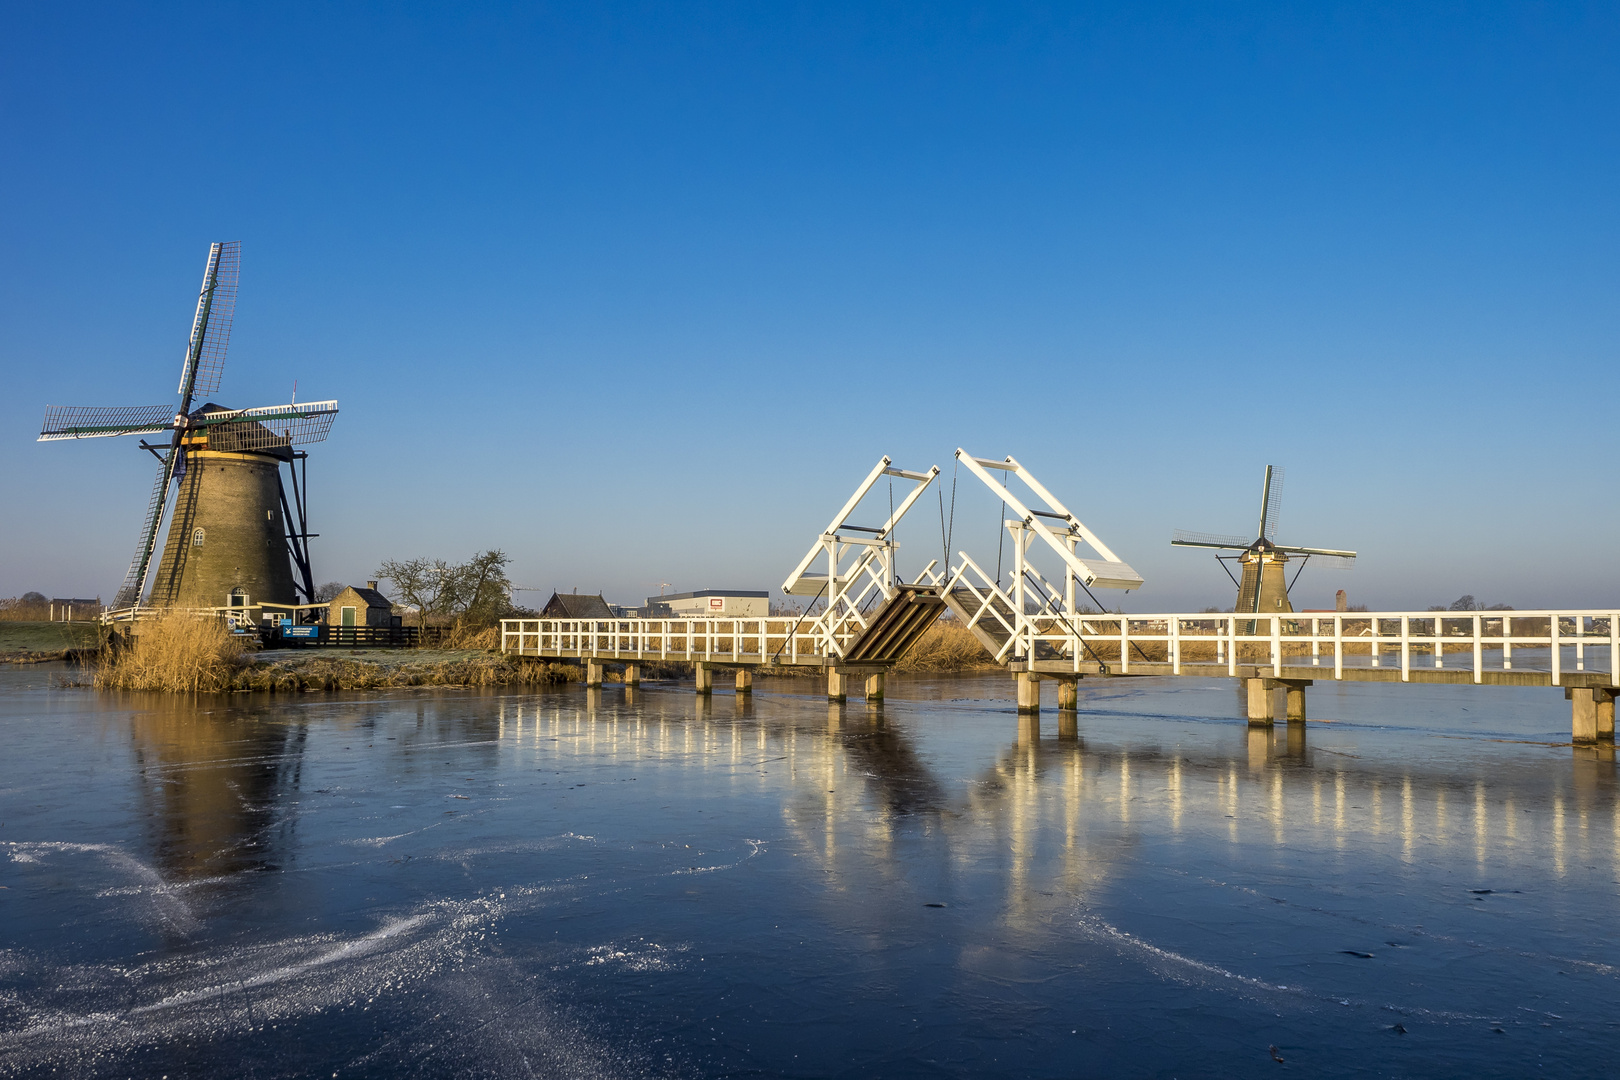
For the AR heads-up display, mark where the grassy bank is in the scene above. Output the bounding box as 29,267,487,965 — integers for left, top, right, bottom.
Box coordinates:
79,614,1001,694
90,615,585,692
0,621,102,663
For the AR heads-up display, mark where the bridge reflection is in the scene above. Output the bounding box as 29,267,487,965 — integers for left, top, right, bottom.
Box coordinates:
501,686,1620,908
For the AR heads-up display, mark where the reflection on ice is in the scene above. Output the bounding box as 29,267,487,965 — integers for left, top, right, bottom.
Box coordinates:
2,670,1618,1077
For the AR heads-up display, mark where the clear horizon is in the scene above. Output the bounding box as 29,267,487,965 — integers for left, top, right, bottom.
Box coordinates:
4,3,1617,612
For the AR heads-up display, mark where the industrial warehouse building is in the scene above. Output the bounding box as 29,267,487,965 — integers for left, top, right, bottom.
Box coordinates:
642,589,769,618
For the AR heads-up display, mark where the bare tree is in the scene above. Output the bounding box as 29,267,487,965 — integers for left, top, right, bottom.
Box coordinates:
375,551,514,630
376,557,460,629
314,581,346,603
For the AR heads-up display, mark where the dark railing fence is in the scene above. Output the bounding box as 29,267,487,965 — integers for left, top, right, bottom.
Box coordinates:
262,624,450,648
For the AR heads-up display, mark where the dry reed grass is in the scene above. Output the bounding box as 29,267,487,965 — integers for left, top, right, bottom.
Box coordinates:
892,621,997,672
226,655,577,692
94,613,248,692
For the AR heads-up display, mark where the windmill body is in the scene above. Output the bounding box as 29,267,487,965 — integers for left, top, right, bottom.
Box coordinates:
1172,466,1355,614
147,403,301,610
37,244,338,616
1235,539,1294,614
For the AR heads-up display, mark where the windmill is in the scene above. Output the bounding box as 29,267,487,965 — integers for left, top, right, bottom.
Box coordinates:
1171,465,1355,614
37,242,339,615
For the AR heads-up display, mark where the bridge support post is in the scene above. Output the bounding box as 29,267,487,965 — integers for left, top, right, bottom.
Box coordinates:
1246,678,1274,725
1016,672,1041,714
695,662,713,695
1598,689,1616,740
623,663,640,687
586,658,604,688
1056,678,1079,711
1283,680,1312,722
736,668,753,694
828,669,847,702
865,671,885,702
1570,687,1599,744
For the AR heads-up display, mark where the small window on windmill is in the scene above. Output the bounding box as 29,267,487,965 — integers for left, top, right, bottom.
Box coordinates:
266,510,274,521
229,588,248,608
193,528,205,547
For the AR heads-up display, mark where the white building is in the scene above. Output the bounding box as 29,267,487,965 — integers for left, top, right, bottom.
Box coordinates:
643,589,769,618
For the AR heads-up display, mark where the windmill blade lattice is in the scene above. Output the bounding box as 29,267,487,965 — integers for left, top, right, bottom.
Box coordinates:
114,452,178,608
196,401,339,451
1171,529,1253,550
178,241,239,399
38,404,175,441
1258,465,1285,541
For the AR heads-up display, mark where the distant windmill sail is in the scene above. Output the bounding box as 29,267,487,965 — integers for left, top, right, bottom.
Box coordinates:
1258,464,1284,542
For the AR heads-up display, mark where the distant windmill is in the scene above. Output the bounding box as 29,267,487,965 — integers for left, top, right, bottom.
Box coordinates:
37,242,339,612
1171,466,1355,614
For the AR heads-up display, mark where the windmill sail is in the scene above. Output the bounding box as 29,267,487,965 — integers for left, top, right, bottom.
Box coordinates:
113,452,178,608
1171,529,1253,550
1257,465,1284,541
38,404,175,441
189,401,339,450
178,242,239,401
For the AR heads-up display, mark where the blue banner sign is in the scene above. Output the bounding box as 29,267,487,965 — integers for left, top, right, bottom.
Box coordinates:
283,626,319,639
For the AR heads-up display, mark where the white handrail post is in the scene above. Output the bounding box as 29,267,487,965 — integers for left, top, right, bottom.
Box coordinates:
1334,614,1343,679
1372,617,1381,667
1271,615,1282,677
1432,614,1442,669
1311,617,1320,666
1171,617,1181,675
1473,613,1482,684
1611,611,1618,684
1227,616,1237,677
1120,615,1130,674
1576,612,1586,672
1552,613,1561,686
1400,616,1410,682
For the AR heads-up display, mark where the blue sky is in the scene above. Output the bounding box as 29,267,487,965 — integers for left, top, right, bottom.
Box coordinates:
3,2,1617,611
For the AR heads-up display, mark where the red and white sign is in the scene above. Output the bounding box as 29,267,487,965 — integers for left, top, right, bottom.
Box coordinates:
709,597,725,610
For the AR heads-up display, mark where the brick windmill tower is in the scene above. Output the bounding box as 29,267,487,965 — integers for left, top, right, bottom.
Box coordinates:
37,242,339,616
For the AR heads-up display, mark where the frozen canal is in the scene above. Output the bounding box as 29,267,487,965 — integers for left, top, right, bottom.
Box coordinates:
1,664,1617,1077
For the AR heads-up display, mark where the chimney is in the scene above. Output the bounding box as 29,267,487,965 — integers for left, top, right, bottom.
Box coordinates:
368,580,379,591
1335,589,1347,612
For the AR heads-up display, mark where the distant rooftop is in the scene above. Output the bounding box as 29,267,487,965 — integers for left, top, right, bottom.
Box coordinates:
645,588,769,606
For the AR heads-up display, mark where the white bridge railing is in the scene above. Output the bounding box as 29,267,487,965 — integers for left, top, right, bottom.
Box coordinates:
501,610,1620,685
1025,610,1619,685
501,618,826,665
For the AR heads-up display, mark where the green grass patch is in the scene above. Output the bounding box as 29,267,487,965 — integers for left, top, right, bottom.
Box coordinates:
0,621,100,656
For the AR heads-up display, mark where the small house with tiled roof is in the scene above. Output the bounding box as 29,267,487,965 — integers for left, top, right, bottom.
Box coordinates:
328,581,397,628
541,591,614,619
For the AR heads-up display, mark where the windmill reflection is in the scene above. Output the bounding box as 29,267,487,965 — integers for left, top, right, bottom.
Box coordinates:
128,699,307,880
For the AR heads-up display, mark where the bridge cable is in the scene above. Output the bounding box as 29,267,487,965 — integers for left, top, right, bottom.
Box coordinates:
771,580,827,664
889,478,896,585
995,501,1006,587
1020,569,1113,670
1074,575,1152,662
